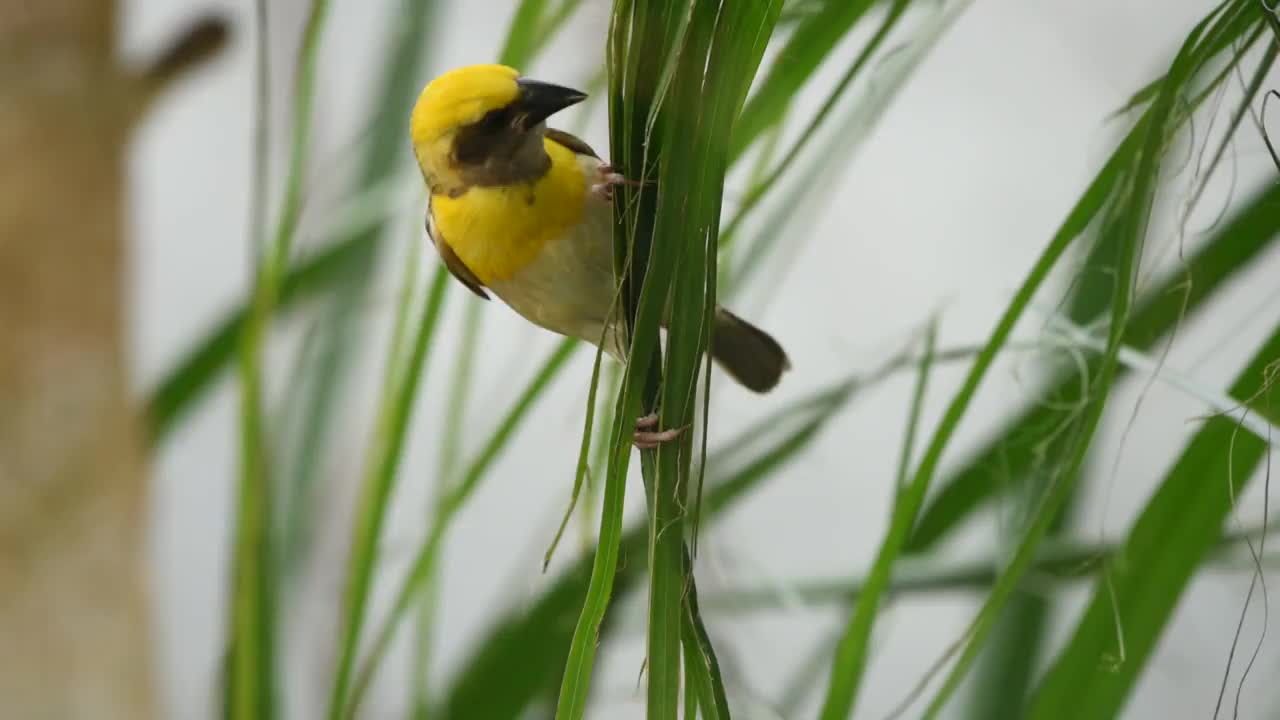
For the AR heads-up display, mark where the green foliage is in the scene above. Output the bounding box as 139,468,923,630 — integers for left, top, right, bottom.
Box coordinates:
228,0,331,717
967,19,1280,717
446,374,877,719
908,1,1273,554
143,0,1280,717
1028,324,1280,718
557,2,785,716
731,0,879,160
326,265,451,719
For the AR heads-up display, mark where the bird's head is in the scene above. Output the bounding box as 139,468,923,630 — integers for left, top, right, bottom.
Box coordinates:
411,64,587,194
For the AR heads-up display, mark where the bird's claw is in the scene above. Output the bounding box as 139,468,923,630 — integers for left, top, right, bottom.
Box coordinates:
592,164,643,201
633,412,688,450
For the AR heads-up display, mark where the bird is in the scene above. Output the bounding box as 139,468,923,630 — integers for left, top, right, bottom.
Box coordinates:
410,64,789,447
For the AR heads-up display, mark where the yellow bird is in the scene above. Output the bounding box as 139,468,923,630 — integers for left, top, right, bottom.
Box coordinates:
410,64,789,446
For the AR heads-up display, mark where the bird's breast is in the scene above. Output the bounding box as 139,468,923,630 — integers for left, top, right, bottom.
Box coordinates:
430,140,587,284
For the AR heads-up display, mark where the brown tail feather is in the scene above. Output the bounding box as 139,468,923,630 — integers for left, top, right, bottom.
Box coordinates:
710,307,790,393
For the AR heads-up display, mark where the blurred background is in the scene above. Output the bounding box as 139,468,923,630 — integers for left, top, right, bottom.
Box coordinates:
5,0,1279,718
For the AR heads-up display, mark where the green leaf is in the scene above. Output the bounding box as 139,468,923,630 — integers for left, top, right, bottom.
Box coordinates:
147,237,363,444
965,26,1279,718
896,320,937,497
500,0,585,69
326,265,451,720
645,7,727,717
267,0,446,594
228,0,331,717
730,0,880,161
1026,321,1280,719
544,344,608,571
720,0,912,247
702,520,1275,615
443,373,872,719
555,1,689,716
727,0,971,308
284,1,585,712
911,15,1213,716
818,2,1253,711
906,2,1274,554
345,338,579,719
680,548,733,720
814,31,1130,720
577,3,784,718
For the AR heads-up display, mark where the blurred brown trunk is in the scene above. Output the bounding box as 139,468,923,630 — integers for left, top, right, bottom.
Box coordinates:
0,4,224,717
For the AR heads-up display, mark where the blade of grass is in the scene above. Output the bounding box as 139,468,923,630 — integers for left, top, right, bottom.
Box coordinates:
148,235,367,443
720,0,911,247
680,548,733,720
906,20,1205,717
226,3,272,711
683,650,699,719
409,296,480,718
444,370,876,720
645,7,724,717
728,0,971,294
343,338,579,718
720,104,787,288
501,0,586,69
229,0,330,716
818,3,1216,711
906,6,1274,553
1108,0,1256,118
814,87,1116,720
1026,323,1280,719
325,264,450,720
580,361,622,553
1029,330,1280,712
896,320,937,495
909,174,1280,554
545,344,608,570
701,518,1279,613
967,34,1279,717
617,3,782,717
729,0,880,162
555,0,690,716
272,0,443,590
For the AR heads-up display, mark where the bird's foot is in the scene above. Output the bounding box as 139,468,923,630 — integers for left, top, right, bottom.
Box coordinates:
633,412,688,450
592,164,644,201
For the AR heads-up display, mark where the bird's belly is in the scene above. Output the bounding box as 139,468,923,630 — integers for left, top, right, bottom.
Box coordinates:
488,198,624,356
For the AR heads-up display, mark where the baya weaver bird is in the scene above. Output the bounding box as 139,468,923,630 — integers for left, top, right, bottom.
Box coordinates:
410,65,789,447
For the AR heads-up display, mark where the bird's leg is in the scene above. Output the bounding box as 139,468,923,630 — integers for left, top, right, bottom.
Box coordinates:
592,164,645,201
633,412,688,450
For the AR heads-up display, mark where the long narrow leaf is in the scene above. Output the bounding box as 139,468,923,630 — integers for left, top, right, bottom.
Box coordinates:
229,1,331,717
730,0,880,161
815,56,1126,720
326,265,450,719
966,28,1279,718
345,339,578,718
1026,321,1280,719
913,18,1210,716
556,2,690,715
907,0,1270,553
445,373,873,719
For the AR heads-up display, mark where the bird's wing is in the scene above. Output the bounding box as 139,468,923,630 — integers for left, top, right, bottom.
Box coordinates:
545,128,600,159
426,199,489,300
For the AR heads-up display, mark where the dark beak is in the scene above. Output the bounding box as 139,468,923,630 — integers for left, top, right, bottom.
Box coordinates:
515,78,587,129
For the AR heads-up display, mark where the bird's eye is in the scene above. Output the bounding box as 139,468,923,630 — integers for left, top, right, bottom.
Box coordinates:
480,109,509,131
